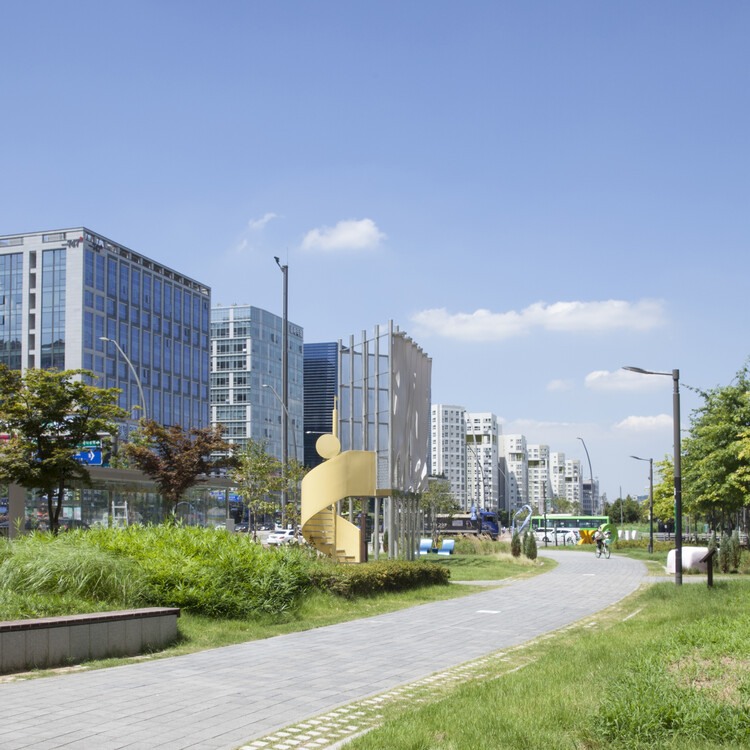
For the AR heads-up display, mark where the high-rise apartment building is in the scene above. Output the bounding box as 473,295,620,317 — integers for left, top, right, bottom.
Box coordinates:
0,227,210,428
502,434,528,513
550,452,567,503
564,459,583,507
466,412,500,511
582,477,600,514
210,304,303,461
527,444,551,513
430,405,467,508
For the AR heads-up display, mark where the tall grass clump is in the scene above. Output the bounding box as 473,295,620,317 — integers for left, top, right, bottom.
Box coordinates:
0,530,146,607
84,524,313,618
452,535,499,555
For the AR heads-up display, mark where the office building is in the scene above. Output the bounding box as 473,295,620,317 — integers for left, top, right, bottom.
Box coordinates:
303,341,338,469
0,227,210,428
210,304,303,461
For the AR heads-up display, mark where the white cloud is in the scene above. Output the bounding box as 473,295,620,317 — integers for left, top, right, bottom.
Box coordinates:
585,369,670,392
301,218,386,252
546,379,574,392
411,299,665,341
248,213,278,230
614,414,673,431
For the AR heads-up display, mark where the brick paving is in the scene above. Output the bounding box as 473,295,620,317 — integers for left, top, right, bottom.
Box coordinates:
0,550,647,749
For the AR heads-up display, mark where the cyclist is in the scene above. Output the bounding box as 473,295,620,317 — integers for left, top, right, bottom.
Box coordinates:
593,526,605,554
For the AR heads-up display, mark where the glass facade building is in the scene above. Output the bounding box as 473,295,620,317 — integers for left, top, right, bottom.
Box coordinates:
0,227,211,429
210,305,303,461
303,341,338,469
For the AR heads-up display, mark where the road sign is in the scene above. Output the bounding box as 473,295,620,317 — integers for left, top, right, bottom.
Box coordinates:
73,449,102,465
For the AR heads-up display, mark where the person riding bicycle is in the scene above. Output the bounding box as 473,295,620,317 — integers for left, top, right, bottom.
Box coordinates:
594,526,605,553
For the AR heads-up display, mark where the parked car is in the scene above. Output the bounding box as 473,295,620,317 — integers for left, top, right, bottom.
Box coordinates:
266,528,300,546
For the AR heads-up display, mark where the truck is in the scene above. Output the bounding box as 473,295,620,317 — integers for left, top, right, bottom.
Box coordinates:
435,510,500,539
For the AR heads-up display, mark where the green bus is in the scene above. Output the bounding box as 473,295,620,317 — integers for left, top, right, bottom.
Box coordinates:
530,514,609,532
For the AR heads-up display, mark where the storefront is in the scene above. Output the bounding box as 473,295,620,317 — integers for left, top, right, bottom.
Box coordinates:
4,468,236,537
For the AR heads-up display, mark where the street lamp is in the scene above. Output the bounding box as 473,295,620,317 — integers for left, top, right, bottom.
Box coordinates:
100,337,147,420
577,437,594,513
273,257,289,526
631,455,654,554
263,384,298,463
263,382,297,527
623,365,682,585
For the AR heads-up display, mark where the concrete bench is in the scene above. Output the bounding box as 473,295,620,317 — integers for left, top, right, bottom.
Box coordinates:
0,607,180,674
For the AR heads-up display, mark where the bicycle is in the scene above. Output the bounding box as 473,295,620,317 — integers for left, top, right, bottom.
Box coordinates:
595,539,611,559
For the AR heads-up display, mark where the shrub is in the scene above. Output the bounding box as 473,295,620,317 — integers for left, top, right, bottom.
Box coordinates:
719,532,731,573
308,559,450,598
731,530,742,571
524,530,537,560
511,532,521,557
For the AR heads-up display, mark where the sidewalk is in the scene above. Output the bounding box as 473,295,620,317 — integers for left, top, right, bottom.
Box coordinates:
0,550,647,750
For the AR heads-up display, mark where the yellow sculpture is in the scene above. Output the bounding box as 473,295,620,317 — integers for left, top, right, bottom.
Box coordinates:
300,400,376,562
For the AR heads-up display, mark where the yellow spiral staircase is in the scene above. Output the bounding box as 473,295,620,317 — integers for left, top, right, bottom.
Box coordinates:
300,432,376,563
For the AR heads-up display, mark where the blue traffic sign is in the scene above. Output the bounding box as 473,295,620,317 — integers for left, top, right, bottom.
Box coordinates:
74,449,102,465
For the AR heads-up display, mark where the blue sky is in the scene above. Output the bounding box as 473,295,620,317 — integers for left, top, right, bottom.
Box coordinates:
2,1,749,502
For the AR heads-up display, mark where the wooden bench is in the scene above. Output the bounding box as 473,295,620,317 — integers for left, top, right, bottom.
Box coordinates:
0,607,180,674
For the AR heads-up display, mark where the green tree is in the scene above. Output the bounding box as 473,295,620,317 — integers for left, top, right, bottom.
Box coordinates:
550,495,571,513
282,456,308,531
682,364,750,520
604,495,641,524
0,367,128,534
231,439,284,540
124,419,233,516
650,456,675,523
419,477,459,546
511,531,521,557
524,529,538,560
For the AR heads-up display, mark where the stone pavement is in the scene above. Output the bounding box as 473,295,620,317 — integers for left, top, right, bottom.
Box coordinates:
0,550,647,750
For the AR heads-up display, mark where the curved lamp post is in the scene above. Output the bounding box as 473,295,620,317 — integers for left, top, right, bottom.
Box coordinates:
631,455,654,554
623,365,681,585
577,437,594,513
100,336,147,421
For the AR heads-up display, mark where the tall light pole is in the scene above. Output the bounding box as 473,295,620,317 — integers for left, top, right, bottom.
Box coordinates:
623,365,682,585
100,336,147,421
577,437,594,513
263,382,297,528
631,455,654,554
263,383,297,463
274,256,289,525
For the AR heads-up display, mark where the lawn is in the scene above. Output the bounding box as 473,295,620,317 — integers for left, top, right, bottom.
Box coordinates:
344,579,750,750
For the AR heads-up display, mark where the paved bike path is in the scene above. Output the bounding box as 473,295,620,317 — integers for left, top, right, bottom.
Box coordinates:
0,550,647,750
